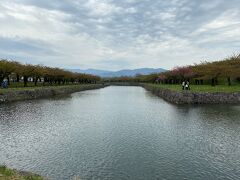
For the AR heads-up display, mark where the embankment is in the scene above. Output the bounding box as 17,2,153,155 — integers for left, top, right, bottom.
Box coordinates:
108,82,139,86
0,165,44,180
142,84,240,104
0,84,107,104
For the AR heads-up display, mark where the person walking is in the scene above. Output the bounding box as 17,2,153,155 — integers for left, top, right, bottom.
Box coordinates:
182,81,185,90
187,81,190,90
1,79,8,88
185,81,190,90
185,83,188,90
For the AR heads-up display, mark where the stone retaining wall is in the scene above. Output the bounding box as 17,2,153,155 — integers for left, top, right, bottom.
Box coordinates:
108,82,139,86
143,84,240,104
0,84,106,104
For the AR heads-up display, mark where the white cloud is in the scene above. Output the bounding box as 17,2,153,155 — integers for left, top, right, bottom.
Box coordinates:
0,2,73,40
0,0,239,70
158,12,176,20
197,9,240,32
83,0,122,16
191,8,240,45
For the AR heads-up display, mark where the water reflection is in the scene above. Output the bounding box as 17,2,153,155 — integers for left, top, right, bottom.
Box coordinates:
0,86,240,180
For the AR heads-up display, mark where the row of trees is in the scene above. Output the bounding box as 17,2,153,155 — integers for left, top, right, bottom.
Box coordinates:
0,60,101,87
156,54,240,86
192,55,240,86
104,54,240,86
104,73,159,83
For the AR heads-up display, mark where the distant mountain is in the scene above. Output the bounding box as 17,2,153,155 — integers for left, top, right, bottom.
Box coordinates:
70,69,111,76
68,68,167,77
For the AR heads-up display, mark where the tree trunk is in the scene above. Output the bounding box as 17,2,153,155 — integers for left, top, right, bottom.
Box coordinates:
215,78,218,85
43,77,46,86
34,77,38,86
24,76,28,87
211,78,215,86
16,74,20,82
7,76,10,86
227,77,231,86
0,76,3,85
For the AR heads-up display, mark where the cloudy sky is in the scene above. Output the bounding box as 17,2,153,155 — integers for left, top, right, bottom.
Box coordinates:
0,0,239,70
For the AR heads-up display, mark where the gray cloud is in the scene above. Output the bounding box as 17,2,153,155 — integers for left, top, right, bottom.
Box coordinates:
0,0,239,70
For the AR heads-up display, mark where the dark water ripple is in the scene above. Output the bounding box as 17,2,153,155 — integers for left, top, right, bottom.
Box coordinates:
0,86,240,180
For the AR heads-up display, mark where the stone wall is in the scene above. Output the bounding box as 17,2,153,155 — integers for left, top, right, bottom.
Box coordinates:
143,84,240,104
108,82,140,86
0,84,107,104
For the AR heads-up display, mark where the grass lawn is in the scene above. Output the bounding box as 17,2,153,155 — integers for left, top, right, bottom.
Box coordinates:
0,165,43,180
149,84,240,93
0,83,98,94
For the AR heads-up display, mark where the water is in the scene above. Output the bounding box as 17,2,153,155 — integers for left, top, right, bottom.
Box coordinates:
0,86,240,180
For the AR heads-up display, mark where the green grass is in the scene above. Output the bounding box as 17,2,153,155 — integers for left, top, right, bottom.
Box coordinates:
0,165,43,180
148,84,240,93
8,82,82,88
0,83,99,94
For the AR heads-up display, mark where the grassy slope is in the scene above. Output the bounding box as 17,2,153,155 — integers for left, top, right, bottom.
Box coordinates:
0,84,100,94
148,84,240,93
0,165,43,180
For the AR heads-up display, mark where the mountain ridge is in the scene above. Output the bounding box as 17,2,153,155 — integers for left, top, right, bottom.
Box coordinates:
68,68,167,77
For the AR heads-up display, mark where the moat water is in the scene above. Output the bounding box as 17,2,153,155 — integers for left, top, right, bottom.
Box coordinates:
0,86,240,179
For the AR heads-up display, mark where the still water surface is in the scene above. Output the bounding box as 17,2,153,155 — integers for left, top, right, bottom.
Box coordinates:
0,86,240,179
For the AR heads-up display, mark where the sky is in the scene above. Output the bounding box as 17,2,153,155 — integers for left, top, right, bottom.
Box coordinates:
0,0,239,70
